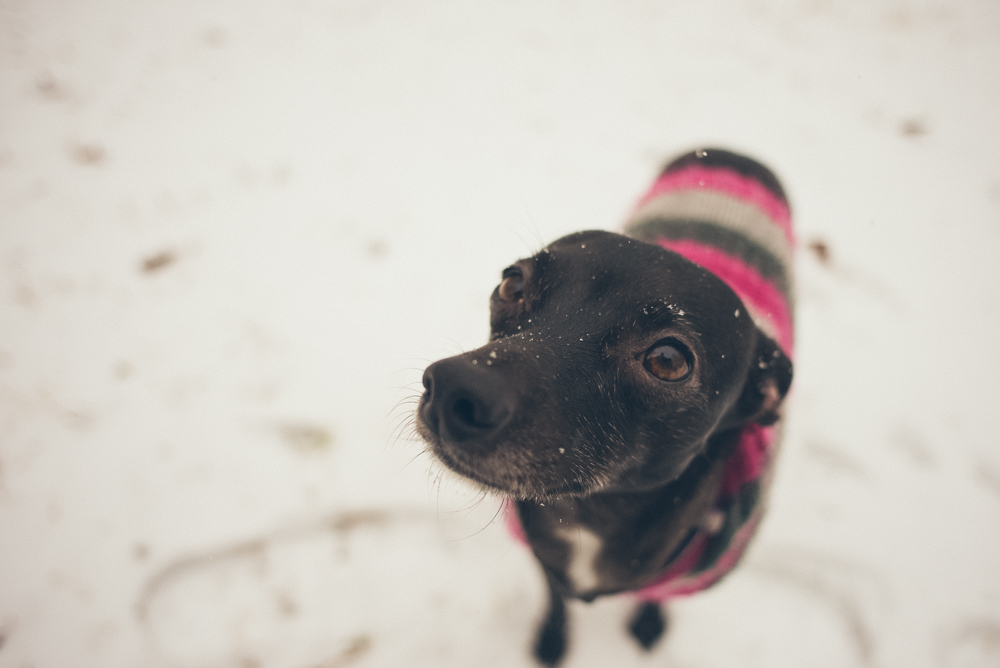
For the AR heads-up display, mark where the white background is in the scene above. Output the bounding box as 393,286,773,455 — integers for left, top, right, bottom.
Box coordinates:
1,1,999,666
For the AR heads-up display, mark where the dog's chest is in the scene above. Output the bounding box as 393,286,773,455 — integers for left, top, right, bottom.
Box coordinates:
518,500,616,598
517,447,732,599
556,525,605,593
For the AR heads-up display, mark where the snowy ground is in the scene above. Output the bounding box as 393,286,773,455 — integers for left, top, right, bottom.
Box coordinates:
2,1,1000,666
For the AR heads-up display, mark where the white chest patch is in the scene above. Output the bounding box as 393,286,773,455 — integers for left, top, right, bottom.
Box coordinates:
557,526,604,593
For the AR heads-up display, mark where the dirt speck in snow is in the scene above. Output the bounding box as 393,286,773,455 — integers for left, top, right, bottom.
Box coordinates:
973,460,1000,499
324,634,373,666
133,543,150,562
203,26,227,48
366,239,389,259
888,427,935,467
987,182,1000,203
36,71,71,101
113,360,134,380
141,250,177,274
900,118,928,137
70,143,106,165
808,239,831,265
274,590,298,617
939,619,1000,662
279,423,334,452
803,440,865,477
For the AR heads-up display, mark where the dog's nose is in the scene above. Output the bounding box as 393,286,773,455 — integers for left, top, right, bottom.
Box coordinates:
420,356,516,444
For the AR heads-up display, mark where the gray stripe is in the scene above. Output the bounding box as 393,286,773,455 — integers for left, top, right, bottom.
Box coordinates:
627,190,793,268
623,218,791,298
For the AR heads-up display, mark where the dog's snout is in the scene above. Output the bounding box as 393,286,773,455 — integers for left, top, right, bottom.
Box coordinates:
421,357,516,445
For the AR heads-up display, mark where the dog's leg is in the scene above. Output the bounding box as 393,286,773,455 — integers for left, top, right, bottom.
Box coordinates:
628,601,667,650
534,571,568,666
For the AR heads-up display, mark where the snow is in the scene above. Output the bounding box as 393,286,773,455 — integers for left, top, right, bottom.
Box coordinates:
2,1,1000,666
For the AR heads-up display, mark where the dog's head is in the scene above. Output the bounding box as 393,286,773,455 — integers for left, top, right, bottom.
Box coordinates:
417,230,791,501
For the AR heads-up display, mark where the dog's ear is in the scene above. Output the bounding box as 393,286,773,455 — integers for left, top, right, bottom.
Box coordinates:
736,332,793,426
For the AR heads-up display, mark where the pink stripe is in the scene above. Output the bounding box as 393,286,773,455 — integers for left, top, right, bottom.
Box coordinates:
633,534,709,601
721,424,774,497
638,165,794,243
636,514,760,603
658,239,794,357
502,499,528,544
635,424,775,601
636,513,763,601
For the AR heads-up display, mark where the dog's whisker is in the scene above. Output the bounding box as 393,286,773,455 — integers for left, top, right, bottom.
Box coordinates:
387,383,425,392
385,394,422,407
386,397,420,418
440,487,491,515
387,412,423,450
508,182,545,254
443,497,506,543
386,393,421,414
386,404,418,422
386,407,415,431
400,448,430,470
440,337,468,355
391,422,421,449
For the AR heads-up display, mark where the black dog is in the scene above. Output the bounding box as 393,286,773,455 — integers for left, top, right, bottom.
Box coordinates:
417,150,793,665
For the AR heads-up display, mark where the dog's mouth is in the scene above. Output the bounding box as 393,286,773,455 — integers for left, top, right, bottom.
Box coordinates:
434,446,601,500
417,416,608,501
427,439,511,493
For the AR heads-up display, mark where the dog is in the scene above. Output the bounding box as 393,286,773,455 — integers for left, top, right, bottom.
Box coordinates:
416,149,794,665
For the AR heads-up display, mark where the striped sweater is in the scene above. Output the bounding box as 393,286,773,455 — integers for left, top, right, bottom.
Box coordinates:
624,149,794,600
506,149,795,601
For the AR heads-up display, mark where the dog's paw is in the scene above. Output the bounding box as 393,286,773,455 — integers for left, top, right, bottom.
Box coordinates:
628,601,667,650
534,616,567,666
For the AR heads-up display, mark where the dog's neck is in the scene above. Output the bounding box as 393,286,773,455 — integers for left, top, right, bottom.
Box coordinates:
516,429,739,600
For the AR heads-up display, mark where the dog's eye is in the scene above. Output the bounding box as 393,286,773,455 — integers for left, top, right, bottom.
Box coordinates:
498,270,524,303
643,342,691,382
